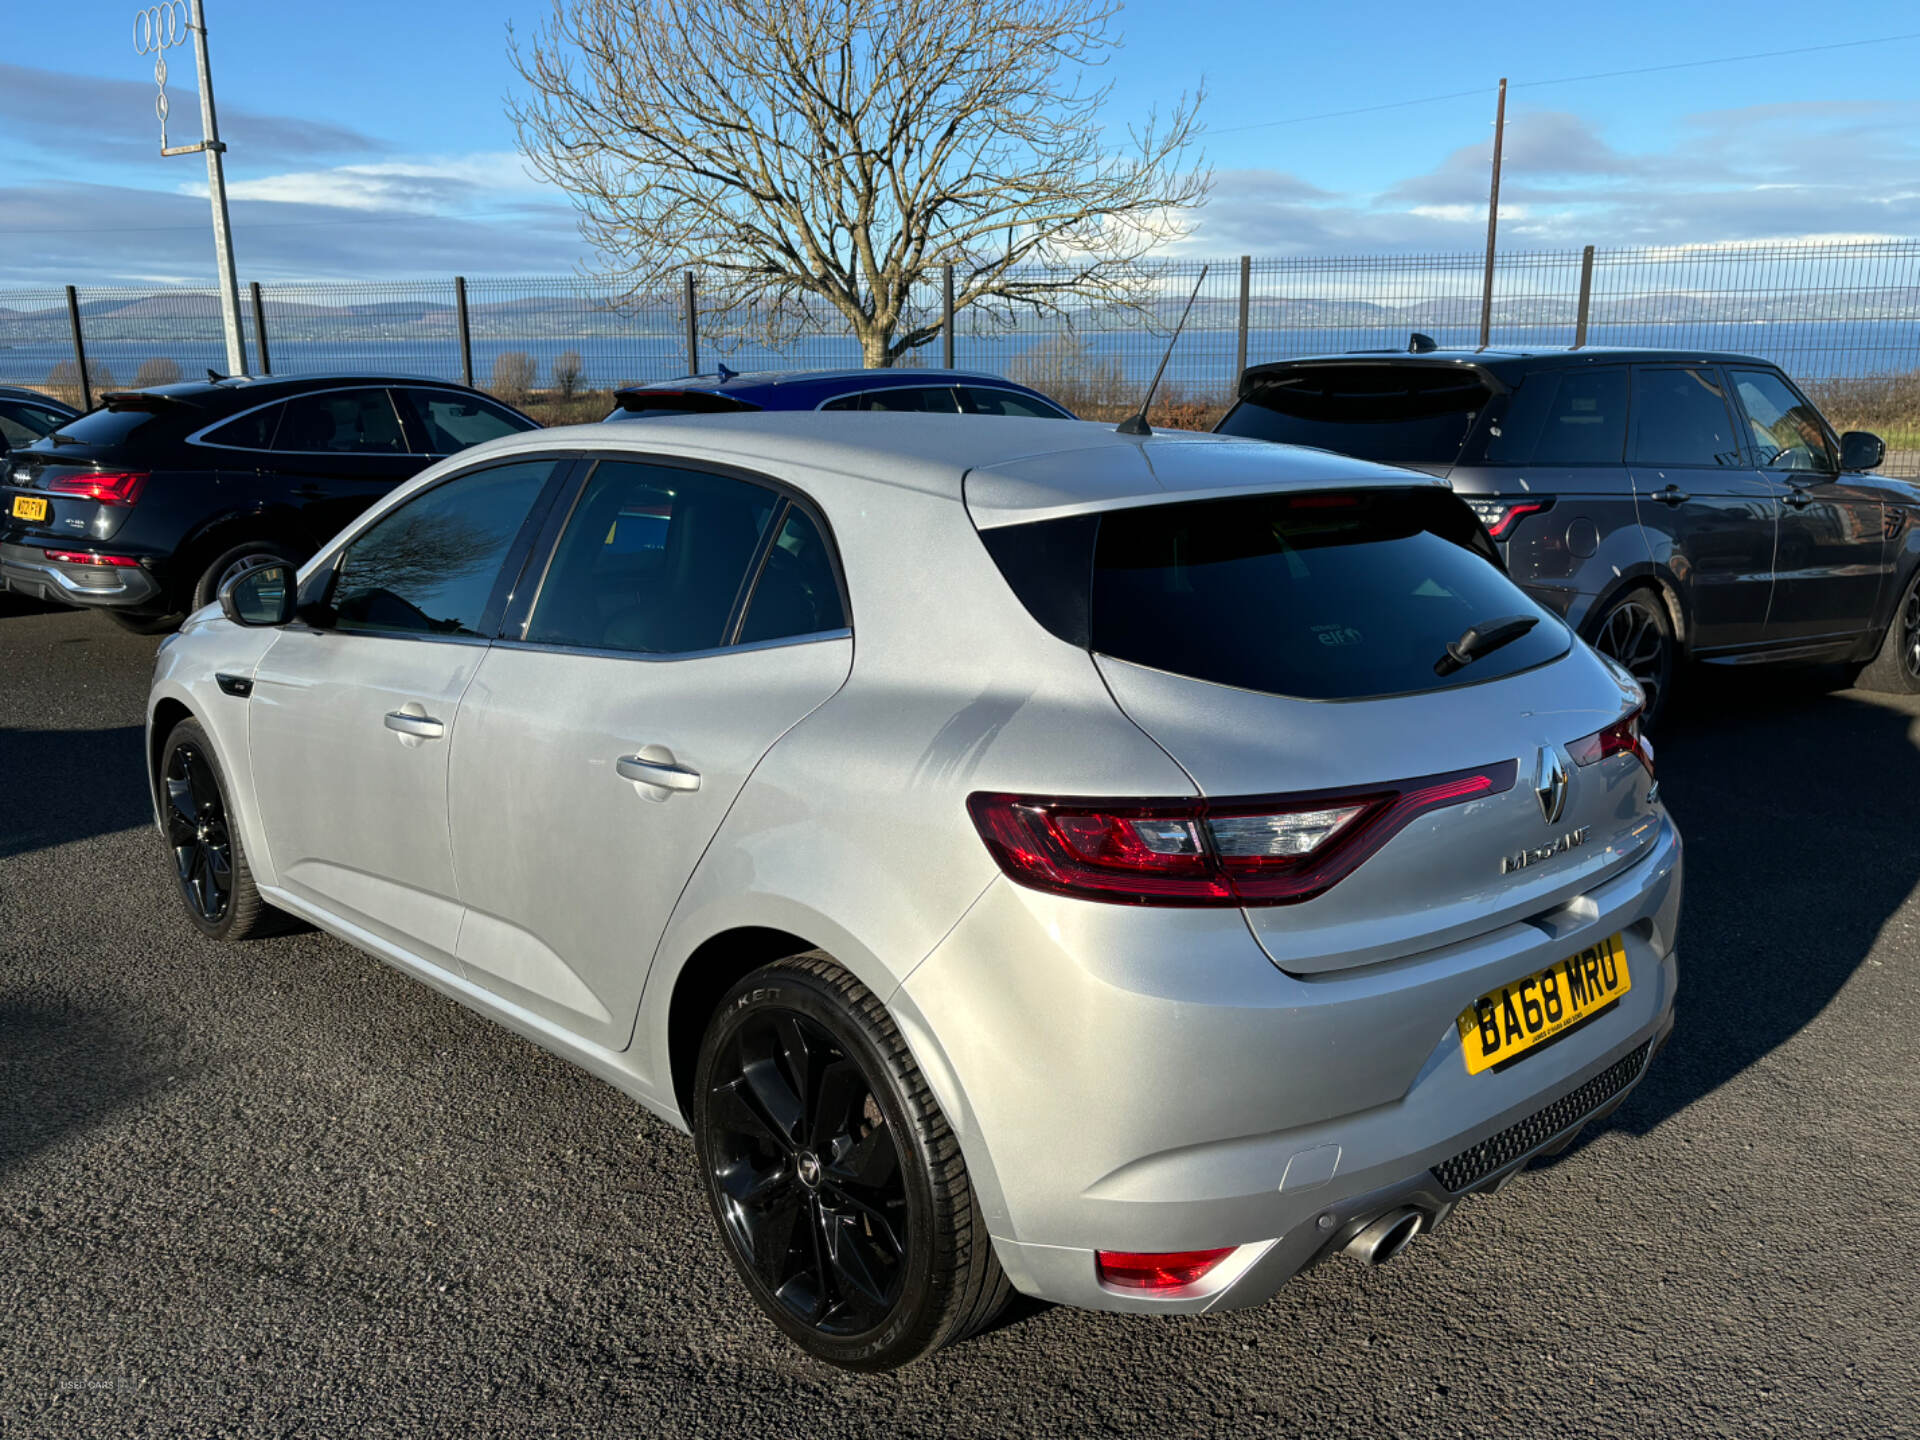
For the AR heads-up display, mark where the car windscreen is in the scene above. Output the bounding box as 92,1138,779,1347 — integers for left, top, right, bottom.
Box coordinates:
39,405,193,451
980,487,1569,701
1218,365,1494,466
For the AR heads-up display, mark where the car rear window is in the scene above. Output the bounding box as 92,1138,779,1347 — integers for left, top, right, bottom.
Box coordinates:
42,406,187,451
1217,366,1494,466
981,488,1568,701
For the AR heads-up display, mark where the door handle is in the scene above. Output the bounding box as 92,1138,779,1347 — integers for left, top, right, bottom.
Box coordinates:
384,710,445,739
1653,485,1690,507
617,754,701,792
1784,488,1815,509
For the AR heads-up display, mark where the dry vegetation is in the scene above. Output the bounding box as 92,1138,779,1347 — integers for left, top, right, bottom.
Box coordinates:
1804,372,1920,450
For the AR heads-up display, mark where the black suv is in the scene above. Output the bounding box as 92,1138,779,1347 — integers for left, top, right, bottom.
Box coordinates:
1218,345,1915,719
1,374,536,631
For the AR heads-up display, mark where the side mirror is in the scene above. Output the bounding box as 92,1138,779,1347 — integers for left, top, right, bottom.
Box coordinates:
219,562,298,627
1840,431,1886,472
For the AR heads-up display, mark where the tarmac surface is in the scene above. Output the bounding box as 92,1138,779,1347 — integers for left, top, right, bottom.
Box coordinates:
3,596,1917,1438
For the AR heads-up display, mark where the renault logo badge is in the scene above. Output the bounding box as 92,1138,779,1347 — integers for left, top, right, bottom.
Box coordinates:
1534,747,1569,824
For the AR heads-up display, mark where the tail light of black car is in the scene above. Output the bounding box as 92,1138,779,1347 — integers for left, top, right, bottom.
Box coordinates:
1464,496,1553,540
968,761,1518,907
45,471,148,506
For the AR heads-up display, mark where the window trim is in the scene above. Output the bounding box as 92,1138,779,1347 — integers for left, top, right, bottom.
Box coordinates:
501,448,853,656
185,385,413,457
1627,364,1747,471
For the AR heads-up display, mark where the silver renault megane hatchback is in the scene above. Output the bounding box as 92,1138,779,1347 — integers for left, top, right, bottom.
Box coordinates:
146,413,1680,1370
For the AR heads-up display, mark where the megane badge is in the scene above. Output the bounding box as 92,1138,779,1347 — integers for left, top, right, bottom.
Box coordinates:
1534,746,1569,825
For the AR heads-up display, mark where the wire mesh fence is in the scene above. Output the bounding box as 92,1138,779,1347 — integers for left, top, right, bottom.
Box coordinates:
4,240,1917,430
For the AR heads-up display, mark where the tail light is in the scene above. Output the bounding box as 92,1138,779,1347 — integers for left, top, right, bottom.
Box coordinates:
46,471,148,506
1568,705,1654,776
1465,497,1552,540
1096,1247,1235,1292
43,550,138,567
967,761,1517,908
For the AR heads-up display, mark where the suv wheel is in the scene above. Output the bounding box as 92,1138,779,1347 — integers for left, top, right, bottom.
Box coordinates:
1590,588,1675,726
1859,568,1920,695
691,953,1009,1370
191,541,299,613
160,717,274,941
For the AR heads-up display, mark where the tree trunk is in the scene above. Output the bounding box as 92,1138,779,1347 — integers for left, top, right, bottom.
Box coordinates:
858,326,893,368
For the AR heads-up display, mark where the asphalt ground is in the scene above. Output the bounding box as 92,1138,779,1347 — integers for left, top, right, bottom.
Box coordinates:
2,595,1918,1439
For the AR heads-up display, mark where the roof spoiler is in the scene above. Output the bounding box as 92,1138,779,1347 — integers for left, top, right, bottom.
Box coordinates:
98,390,202,412
610,388,758,415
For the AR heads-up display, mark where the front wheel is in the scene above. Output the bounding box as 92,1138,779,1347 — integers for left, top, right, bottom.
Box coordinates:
160,717,274,941
1589,588,1676,727
691,954,1009,1370
1858,568,1920,695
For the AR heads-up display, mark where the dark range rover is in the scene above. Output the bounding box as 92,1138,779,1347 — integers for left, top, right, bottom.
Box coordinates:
1,374,535,632
1217,345,1917,719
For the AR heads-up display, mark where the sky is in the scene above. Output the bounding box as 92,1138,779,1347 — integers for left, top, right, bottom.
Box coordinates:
2,0,1916,288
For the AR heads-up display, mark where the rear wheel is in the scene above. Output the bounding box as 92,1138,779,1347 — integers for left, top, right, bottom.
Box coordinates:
1859,568,1920,694
691,953,1009,1370
1590,588,1675,726
160,717,273,941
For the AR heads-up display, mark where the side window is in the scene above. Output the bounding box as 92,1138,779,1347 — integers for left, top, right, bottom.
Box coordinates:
958,386,1069,419
200,402,284,451
1484,369,1628,465
1730,369,1837,474
329,460,555,637
1,403,71,447
400,389,531,453
826,387,962,413
738,505,848,644
275,389,408,454
1631,368,1743,468
524,461,778,655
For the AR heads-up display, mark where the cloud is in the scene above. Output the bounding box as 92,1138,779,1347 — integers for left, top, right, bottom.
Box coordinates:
0,62,383,166
0,179,586,287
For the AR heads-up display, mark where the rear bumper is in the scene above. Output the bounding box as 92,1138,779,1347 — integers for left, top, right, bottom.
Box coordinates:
895,814,1682,1315
0,542,162,609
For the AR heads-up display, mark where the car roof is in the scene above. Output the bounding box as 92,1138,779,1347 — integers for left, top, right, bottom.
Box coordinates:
1244,345,1779,386
454,412,1442,527
613,367,1060,407
123,372,504,406
0,385,77,412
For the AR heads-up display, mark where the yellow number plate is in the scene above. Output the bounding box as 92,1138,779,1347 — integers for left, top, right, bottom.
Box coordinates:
1456,934,1631,1075
11,495,49,522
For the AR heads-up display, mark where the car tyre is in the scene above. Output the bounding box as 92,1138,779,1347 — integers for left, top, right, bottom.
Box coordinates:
691,952,1010,1370
191,541,300,614
1589,587,1676,726
1858,567,1920,695
160,717,274,941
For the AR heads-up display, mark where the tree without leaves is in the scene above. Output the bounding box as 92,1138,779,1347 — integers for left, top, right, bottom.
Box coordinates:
490,350,539,404
509,0,1209,367
553,349,586,398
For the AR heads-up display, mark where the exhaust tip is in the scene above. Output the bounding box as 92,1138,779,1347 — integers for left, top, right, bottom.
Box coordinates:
1341,1208,1424,1267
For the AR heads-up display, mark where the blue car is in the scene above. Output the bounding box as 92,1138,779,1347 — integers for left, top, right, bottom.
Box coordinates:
606,366,1074,420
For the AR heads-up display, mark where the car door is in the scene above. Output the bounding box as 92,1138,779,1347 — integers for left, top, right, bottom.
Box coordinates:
444,457,853,1049
266,387,425,547
246,458,563,967
1628,365,1778,652
1727,366,1888,647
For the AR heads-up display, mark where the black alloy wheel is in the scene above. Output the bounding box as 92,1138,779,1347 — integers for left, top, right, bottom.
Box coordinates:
706,1007,909,1334
159,717,273,941
1860,568,1920,695
692,955,1009,1370
1591,589,1674,725
165,738,233,925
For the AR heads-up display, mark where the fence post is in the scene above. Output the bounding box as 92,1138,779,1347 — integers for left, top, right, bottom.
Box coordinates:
454,276,473,388
684,271,700,375
249,281,272,375
1235,255,1251,387
942,264,956,368
64,285,92,410
1573,245,1595,350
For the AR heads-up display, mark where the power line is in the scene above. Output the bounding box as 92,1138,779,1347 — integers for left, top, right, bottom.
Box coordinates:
1210,29,1920,135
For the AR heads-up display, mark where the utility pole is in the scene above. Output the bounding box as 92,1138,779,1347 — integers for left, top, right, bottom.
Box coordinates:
1477,77,1507,350
137,0,246,376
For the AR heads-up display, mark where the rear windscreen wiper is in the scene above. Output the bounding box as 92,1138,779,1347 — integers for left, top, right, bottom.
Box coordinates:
1434,614,1538,676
